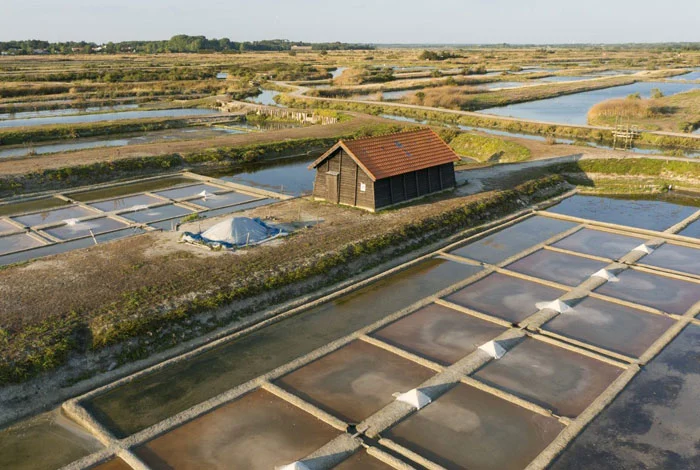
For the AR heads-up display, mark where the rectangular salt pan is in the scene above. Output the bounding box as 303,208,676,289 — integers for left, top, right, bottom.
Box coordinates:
275,340,434,422
385,382,564,470
133,389,339,470
595,269,700,315
154,183,224,200
0,233,44,255
445,272,567,323
120,204,194,223
370,303,507,365
11,206,96,227
640,243,700,276
190,191,257,209
542,296,675,358
546,195,696,232
89,194,164,213
551,228,645,260
449,216,578,264
473,338,623,417
505,249,609,287
44,217,129,241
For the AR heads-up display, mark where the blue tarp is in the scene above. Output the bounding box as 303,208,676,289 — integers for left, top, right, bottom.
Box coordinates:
181,217,285,250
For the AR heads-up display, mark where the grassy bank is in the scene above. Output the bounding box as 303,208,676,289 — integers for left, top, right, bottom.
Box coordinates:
0,175,566,385
553,157,700,192
449,133,531,162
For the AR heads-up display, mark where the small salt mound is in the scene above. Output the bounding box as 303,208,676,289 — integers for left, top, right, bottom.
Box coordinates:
535,299,573,313
396,388,431,409
479,340,507,359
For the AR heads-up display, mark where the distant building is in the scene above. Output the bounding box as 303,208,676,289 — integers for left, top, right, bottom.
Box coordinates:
291,45,313,51
309,129,459,211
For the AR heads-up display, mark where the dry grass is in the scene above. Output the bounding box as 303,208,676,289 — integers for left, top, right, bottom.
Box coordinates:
407,85,482,108
588,89,700,133
588,98,660,120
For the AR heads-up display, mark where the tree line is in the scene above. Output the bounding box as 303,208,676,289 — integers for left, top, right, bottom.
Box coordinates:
0,36,374,55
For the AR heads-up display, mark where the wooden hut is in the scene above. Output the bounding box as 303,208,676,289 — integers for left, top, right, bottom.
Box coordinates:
309,129,459,211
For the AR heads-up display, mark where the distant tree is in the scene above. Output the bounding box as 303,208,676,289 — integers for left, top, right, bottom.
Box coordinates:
650,88,664,99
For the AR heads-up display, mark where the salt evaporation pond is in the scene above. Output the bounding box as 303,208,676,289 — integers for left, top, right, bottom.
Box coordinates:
84,258,481,437
0,123,290,159
0,104,138,121
0,108,216,129
220,157,315,196
478,81,700,125
546,194,697,231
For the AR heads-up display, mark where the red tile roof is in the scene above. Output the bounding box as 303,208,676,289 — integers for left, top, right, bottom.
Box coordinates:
310,128,460,181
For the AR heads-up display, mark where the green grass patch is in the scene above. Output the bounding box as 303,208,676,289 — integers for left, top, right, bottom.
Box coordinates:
450,133,531,162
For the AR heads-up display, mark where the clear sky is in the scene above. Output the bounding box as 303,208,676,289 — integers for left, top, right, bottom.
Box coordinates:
2,0,698,44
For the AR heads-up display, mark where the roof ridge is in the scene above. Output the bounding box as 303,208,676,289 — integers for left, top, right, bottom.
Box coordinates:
346,127,431,143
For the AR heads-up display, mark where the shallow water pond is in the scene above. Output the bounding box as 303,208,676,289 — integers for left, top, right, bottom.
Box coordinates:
83,258,481,437
0,410,102,470
219,158,316,196
0,108,216,129
450,215,578,265
68,177,194,203
134,389,339,470
545,195,697,232
11,205,98,227
0,232,45,255
385,382,564,469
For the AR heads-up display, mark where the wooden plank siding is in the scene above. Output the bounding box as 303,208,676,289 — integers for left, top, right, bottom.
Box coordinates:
312,148,375,210
312,149,456,211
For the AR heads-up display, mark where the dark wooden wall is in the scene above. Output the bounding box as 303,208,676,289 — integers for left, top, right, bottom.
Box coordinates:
374,163,456,209
313,150,456,211
312,148,375,210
